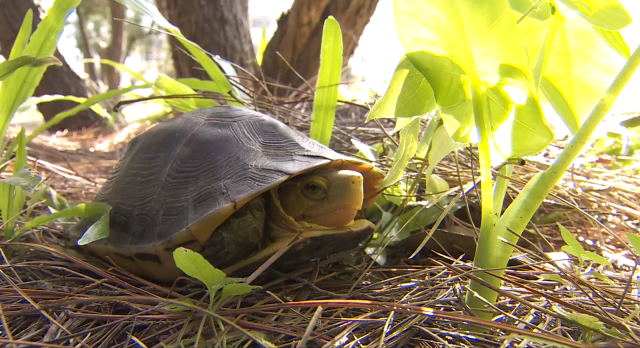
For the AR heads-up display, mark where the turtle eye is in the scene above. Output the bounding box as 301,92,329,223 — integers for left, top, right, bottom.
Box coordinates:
302,179,328,200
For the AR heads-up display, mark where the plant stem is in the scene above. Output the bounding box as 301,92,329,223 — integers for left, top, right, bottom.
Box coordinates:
466,79,498,318
471,81,495,225
492,164,513,218
466,43,640,318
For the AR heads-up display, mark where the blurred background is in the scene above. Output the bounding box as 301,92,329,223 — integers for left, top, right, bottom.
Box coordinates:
2,0,640,135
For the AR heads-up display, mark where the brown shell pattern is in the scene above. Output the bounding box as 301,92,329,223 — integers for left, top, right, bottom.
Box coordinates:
74,106,384,280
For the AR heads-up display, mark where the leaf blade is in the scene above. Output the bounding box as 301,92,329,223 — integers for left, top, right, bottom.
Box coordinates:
0,56,61,81
368,56,437,121
154,75,217,111
377,117,420,188
115,0,237,104
310,16,343,146
0,0,81,141
173,247,226,290
18,202,112,243
77,212,111,245
557,0,631,30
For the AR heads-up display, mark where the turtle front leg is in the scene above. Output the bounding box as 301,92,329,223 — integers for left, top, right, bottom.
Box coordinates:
200,195,265,270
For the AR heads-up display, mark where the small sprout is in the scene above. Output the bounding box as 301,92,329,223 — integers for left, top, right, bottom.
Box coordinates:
581,251,613,267
173,247,261,307
553,305,625,339
173,247,226,291
558,223,611,267
220,283,260,303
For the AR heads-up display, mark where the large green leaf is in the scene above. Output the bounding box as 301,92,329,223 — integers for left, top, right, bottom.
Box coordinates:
394,0,550,158
531,10,560,91
368,56,437,121
557,0,631,30
519,8,626,128
593,27,630,59
0,0,81,141
310,16,343,146
540,77,579,133
491,64,553,158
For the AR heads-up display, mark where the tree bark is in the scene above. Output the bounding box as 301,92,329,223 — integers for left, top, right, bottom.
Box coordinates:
158,0,258,80
75,3,99,82
261,0,379,93
0,0,104,132
102,0,125,90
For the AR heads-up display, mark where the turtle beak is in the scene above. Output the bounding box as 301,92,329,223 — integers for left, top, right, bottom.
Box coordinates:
304,170,363,227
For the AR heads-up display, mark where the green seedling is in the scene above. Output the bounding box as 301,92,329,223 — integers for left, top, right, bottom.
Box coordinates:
310,16,343,146
173,247,260,309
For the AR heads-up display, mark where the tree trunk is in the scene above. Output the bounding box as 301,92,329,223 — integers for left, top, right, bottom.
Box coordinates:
261,0,379,94
75,3,99,82
158,0,258,80
102,0,125,90
0,0,104,132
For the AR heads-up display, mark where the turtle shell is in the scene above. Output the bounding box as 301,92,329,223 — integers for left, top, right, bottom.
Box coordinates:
76,106,384,280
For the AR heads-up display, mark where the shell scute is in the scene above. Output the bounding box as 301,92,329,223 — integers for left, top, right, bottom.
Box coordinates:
74,106,385,281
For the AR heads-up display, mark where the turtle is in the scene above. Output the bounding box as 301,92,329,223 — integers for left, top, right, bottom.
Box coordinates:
74,106,385,281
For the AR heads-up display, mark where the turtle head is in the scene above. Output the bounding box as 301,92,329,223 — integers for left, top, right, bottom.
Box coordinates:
277,170,364,227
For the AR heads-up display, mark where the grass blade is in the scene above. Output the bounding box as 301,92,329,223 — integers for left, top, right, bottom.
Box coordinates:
0,129,28,239
0,0,81,142
310,16,343,146
8,10,33,59
115,0,239,105
154,75,217,111
25,83,152,144
0,56,61,81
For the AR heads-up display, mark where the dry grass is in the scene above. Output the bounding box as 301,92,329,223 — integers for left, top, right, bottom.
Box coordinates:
1,98,639,347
